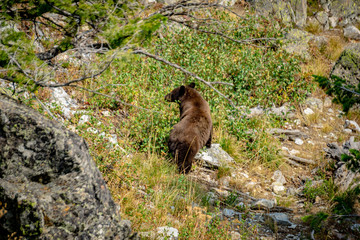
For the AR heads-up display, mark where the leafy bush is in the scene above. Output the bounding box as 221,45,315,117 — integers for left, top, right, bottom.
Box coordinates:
314,75,360,112
341,149,360,173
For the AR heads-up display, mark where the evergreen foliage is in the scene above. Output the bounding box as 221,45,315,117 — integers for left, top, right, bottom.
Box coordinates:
314,75,360,112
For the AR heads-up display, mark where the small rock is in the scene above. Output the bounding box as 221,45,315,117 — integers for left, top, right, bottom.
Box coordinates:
102,110,111,117
328,108,334,113
269,104,295,119
344,25,360,40
344,120,360,132
240,172,249,179
305,97,323,110
107,134,118,145
271,170,286,184
307,140,314,145
272,182,286,195
223,208,236,218
294,119,301,126
329,16,338,28
157,226,179,240
251,199,275,210
220,176,230,187
248,106,264,117
78,115,90,125
343,128,353,134
231,231,241,240
315,196,321,204
245,181,257,188
50,86,78,119
294,138,304,145
204,192,218,206
265,213,293,226
324,97,332,107
289,149,300,155
195,143,233,168
303,108,314,115
286,187,297,196
351,224,360,233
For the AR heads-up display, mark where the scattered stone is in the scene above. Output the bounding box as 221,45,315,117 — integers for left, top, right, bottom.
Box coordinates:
315,196,322,204
343,128,352,134
248,106,264,117
328,108,334,113
102,110,111,117
286,187,297,196
324,97,332,108
271,170,286,184
78,114,90,125
344,120,360,132
315,11,329,29
351,224,360,233
305,97,323,110
251,199,276,210
303,108,314,115
231,231,241,240
283,29,312,60
195,143,234,168
223,208,236,218
157,226,179,240
107,134,118,145
269,104,295,119
272,182,286,195
329,16,338,28
294,138,304,145
50,86,78,119
294,119,301,126
265,213,293,226
289,149,300,155
220,176,230,187
212,188,230,198
204,192,218,206
344,25,360,40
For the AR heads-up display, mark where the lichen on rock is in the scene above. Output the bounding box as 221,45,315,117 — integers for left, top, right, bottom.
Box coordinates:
0,93,136,239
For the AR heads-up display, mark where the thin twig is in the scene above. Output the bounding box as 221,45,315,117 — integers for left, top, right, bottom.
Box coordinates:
340,86,360,96
31,93,60,123
208,81,234,86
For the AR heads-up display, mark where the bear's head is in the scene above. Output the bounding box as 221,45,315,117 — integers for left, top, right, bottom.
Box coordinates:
165,82,195,102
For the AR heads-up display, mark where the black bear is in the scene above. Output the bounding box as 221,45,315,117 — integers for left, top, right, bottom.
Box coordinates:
165,82,212,174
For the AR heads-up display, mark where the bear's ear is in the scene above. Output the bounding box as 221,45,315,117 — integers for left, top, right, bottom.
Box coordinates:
179,86,186,97
188,82,195,88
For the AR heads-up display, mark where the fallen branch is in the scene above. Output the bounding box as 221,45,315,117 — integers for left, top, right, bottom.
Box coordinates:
285,154,315,165
286,159,302,167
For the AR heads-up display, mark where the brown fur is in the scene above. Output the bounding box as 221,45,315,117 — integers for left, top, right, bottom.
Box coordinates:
165,83,212,174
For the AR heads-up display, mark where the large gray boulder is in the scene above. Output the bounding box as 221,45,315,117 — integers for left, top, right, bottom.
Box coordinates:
331,43,360,87
0,94,136,239
327,0,360,26
251,0,307,27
